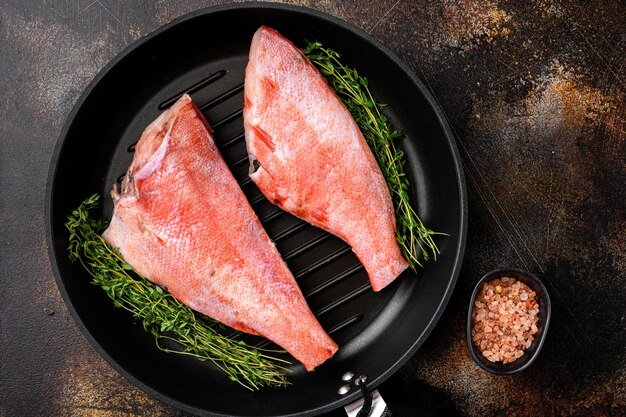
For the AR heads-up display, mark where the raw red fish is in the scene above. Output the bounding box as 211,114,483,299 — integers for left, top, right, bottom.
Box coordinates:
102,94,337,371
243,26,409,292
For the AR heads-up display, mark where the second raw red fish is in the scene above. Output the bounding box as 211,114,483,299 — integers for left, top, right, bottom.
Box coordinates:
243,26,409,291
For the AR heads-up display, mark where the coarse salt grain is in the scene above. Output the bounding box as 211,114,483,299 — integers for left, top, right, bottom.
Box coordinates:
471,277,540,365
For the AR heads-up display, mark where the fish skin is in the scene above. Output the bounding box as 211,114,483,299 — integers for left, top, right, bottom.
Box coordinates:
243,26,409,292
102,94,337,371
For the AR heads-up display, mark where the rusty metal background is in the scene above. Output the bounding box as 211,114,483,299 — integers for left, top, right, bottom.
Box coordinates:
0,1,624,416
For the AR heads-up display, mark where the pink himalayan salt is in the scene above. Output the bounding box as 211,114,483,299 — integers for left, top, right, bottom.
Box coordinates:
471,277,540,364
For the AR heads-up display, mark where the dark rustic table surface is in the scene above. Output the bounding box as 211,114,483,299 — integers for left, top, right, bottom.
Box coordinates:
1,1,624,416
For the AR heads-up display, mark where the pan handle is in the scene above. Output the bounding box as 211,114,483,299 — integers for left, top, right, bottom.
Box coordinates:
343,377,390,417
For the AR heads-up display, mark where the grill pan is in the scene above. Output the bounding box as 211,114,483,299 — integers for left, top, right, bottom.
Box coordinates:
46,3,467,416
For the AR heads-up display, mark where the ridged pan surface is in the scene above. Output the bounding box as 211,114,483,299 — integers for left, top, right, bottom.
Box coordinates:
46,3,467,417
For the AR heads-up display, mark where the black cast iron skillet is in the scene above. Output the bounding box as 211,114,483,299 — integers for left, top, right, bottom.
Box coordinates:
46,3,467,416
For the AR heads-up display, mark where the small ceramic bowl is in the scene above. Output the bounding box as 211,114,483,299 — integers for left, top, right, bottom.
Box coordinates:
466,268,551,375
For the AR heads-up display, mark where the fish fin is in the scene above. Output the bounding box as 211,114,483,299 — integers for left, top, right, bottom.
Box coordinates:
243,95,252,110
134,116,175,183
250,124,275,152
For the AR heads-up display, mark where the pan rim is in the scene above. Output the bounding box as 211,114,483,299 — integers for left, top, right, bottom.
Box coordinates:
45,2,467,416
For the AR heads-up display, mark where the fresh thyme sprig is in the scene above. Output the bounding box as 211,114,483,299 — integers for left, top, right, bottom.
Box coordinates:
66,194,290,390
302,41,443,269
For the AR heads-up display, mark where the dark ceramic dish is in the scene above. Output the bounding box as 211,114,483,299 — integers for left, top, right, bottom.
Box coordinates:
466,268,551,375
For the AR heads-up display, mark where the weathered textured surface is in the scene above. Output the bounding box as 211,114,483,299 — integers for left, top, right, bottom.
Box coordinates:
0,1,623,416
